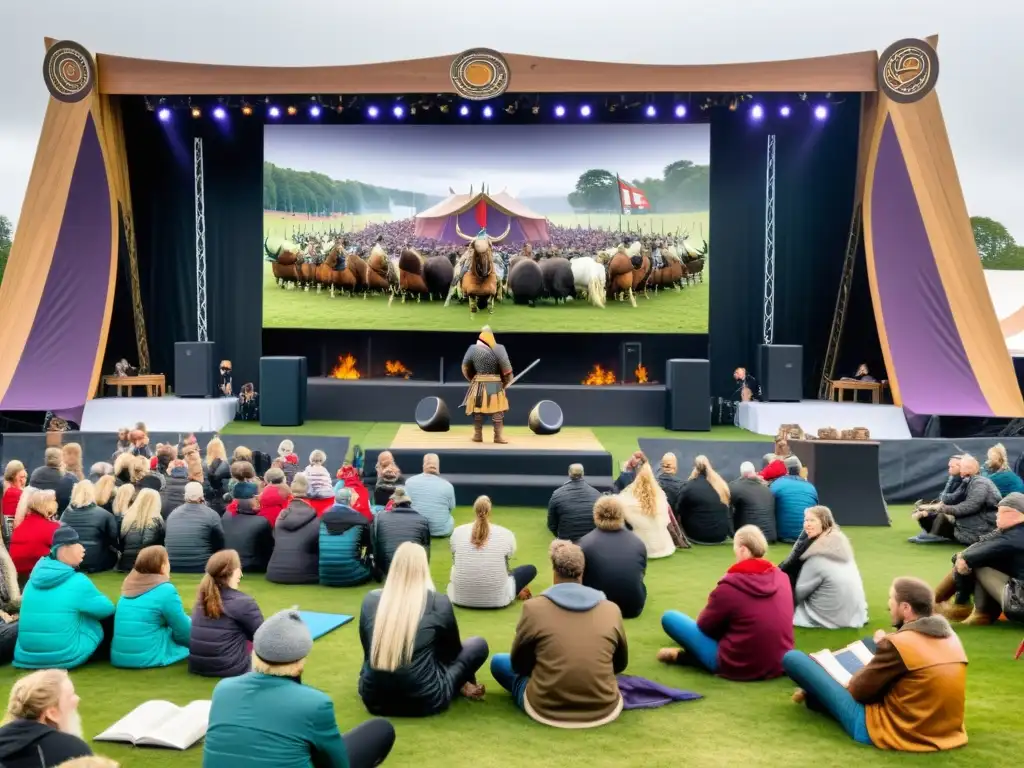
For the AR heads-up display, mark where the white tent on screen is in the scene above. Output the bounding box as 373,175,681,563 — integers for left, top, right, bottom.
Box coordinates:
414,188,550,244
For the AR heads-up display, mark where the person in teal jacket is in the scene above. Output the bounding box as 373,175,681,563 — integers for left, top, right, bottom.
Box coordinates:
320,488,374,587
204,609,396,768
770,456,819,543
112,544,191,669
984,444,1024,498
14,526,116,669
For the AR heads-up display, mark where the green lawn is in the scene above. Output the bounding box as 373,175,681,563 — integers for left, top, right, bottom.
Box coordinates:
1,510,1019,768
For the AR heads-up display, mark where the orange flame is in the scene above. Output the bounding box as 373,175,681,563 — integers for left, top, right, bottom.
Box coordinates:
329,353,361,379
635,364,649,384
582,364,616,386
385,360,413,379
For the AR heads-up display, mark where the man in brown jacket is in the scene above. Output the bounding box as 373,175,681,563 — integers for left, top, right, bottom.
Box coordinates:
782,576,968,751
489,539,628,729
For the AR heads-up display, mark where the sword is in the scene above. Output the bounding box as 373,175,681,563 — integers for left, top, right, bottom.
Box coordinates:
506,359,540,389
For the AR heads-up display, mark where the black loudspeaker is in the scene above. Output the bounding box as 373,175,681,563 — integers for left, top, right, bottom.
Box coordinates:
758,344,803,402
621,342,642,384
528,400,564,435
259,357,307,427
665,359,711,431
415,397,450,432
174,342,216,397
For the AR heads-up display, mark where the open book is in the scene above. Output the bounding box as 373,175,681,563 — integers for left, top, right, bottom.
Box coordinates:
94,700,211,750
810,640,875,687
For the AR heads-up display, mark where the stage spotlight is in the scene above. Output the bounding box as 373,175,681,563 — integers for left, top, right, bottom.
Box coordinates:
212,106,227,120
268,106,281,118
482,105,493,118
531,103,540,115
241,103,253,116
459,105,470,117
393,105,405,118
645,104,657,118
674,104,687,118
439,103,450,114
286,105,298,116
580,104,592,117
779,105,791,117
309,105,321,118
190,106,201,119
554,105,566,118
367,105,380,119
750,104,764,120
157,107,171,122
814,104,829,121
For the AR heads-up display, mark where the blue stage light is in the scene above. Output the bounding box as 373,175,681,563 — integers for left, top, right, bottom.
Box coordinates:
645,104,657,118
779,105,792,117
554,105,566,118
367,105,380,119
482,106,493,118
393,105,404,118
309,105,321,118
814,104,829,121
212,106,227,120
459,105,470,117
674,105,686,118
750,104,764,120
580,104,592,117
268,106,281,119
157,107,171,122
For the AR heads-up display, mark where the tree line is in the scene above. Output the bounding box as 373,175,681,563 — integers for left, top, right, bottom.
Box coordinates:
0,215,12,285
262,162,442,215
971,217,1024,270
566,161,710,212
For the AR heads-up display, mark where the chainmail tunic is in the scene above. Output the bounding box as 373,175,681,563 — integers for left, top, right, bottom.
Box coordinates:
462,343,512,378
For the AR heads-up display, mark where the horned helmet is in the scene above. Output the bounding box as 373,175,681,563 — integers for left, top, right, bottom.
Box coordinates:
455,223,511,254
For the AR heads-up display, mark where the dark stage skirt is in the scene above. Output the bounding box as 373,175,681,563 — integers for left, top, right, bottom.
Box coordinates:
462,375,509,415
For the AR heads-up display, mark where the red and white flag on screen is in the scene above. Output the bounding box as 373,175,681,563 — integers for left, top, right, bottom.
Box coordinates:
618,178,651,210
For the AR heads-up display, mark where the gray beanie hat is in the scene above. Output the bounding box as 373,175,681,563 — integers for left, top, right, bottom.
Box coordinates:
999,492,1024,514
253,609,313,664
783,455,802,471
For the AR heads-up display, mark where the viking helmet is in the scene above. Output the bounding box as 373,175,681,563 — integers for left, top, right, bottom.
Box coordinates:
478,325,496,348
455,222,512,246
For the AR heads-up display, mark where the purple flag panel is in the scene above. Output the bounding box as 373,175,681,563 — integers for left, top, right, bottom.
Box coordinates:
0,115,112,412
869,117,991,416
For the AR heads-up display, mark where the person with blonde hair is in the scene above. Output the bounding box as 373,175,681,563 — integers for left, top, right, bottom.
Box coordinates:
448,496,536,608
204,437,231,511
116,488,164,572
110,483,135,519
656,452,686,511
580,496,648,618
60,480,119,573
303,449,334,500
490,539,628,728
276,439,300,484
10,491,61,580
617,462,675,559
189,550,264,678
92,473,116,514
0,521,22,664
404,453,457,537
205,609,396,767
983,443,1024,497
2,460,27,521
129,455,162,493
359,542,489,716
29,448,76,515
371,451,404,508
0,669,93,765
659,525,793,680
61,444,85,483
111,545,191,669
675,455,732,545
547,463,602,542
112,451,134,485
56,757,120,767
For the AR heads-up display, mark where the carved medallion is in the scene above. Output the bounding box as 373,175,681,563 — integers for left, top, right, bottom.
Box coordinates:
878,39,939,104
450,49,510,101
43,40,96,103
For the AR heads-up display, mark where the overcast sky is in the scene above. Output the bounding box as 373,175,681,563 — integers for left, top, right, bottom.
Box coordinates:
265,124,710,198
2,1,1021,237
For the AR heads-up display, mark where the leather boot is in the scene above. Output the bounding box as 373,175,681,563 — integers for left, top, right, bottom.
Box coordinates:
471,414,483,443
934,570,957,604
492,413,508,444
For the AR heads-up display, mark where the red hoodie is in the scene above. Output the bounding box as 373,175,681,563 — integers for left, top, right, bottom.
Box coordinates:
257,485,291,527
759,459,786,482
305,497,334,517
10,514,61,575
338,466,373,522
696,558,794,681
2,486,22,518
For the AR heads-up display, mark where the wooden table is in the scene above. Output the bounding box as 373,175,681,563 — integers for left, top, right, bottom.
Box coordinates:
103,374,166,397
828,379,886,404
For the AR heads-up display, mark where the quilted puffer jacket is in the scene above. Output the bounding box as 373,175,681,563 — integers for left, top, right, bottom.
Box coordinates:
546,479,602,542
371,504,431,578
60,503,119,573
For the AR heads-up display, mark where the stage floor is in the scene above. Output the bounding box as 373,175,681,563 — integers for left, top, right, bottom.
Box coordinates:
737,400,911,440
80,396,237,433
390,424,605,452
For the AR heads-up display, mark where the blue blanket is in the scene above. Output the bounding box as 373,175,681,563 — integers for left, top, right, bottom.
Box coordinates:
617,675,702,710
298,611,353,640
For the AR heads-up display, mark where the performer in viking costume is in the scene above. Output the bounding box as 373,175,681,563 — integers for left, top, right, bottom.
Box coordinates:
461,326,513,444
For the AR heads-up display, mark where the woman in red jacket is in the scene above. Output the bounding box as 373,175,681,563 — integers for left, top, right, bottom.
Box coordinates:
2,461,28,519
657,525,794,681
257,468,291,526
337,464,372,522
10,489,61,580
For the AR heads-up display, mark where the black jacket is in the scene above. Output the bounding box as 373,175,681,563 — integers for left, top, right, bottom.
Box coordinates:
372,473,406,507
546,479,601,542
579,527,648,619
371,504,431,578
728,477,778,542
206,459,231,513
160,474,189,521
676,476,732,544
188,585,264,678
165,502,225,573
358,590,467,717
117,521,165,572
266,500,320,584
222,500,274,573
657,472,686,513
612,469,636,494
59,502,120,573
939,475,1001,545
962,521,1024,581
0,719,92,768
28,466,76,514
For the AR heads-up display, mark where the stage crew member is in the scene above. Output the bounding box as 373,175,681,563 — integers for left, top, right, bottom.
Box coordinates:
461,326,514,445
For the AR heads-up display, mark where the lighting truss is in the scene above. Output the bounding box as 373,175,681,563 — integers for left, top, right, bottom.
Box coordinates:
762,134,776,345
194,137,208,342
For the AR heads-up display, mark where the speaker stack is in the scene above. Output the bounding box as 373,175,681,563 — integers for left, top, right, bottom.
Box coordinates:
415,397,450,432
174,342,216,397
664,358,711,431
758,344,803,402
259,357,308,427
528,400,563,435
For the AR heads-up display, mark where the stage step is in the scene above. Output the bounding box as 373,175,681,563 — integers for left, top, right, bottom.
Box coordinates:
362,448,614,478
422,474,616,508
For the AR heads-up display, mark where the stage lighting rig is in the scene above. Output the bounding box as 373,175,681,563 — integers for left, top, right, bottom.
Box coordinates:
240,100,253,116
286,105,298,116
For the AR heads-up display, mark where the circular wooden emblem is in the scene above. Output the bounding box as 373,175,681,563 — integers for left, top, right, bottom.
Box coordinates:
450,49,510,101
43,40,96,103
878,38,939,104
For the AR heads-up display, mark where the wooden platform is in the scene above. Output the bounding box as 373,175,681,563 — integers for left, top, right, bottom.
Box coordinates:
390,424,605,452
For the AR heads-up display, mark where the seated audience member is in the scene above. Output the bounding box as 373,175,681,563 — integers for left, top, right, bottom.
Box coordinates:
185,451,215,505
733,366,761,401
935,455,967,505
61,444,85,483
112,452,134,486
784,577,967,751
0,531,21,664
153,443,177,476
92,473,116,514
547,464,602,542
320,488,374,588
912,455,999,544
164,482,224,574
116,488,164,572
939,492,1024,625
128,428,151,459
676,455,732,545
612,452,647,493
130,456,162,493
771,456,818,542
359,543,488,716
790,506,868,629
29,448,76,515
10,491,61,581
490,540,627,728
110,483,135,519
656,453,686,512
580,496,648,619
335,464,373,522
276,439,300,484
448,496,535,608
190,549,264,678
2,461,27,520
403,454,456,537
618,462,675,559
266,475,320,585
59,480,119,574
114,427,132,457
88,462,113,483
304,449,335,499
0,670,93,765
224,459,256,506
659,525,793,680
15,527,115,669
111,545,191,669
222,486,273,574
371,487,431,578
205,609,396,768
159,460,189,520
205,438,231,512
371,451,404,508
257,467,291,527
759,453,786,483
729,462,777,542
984,443,1024,497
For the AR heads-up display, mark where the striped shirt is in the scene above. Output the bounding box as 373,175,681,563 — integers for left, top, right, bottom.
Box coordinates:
447,523,517,608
